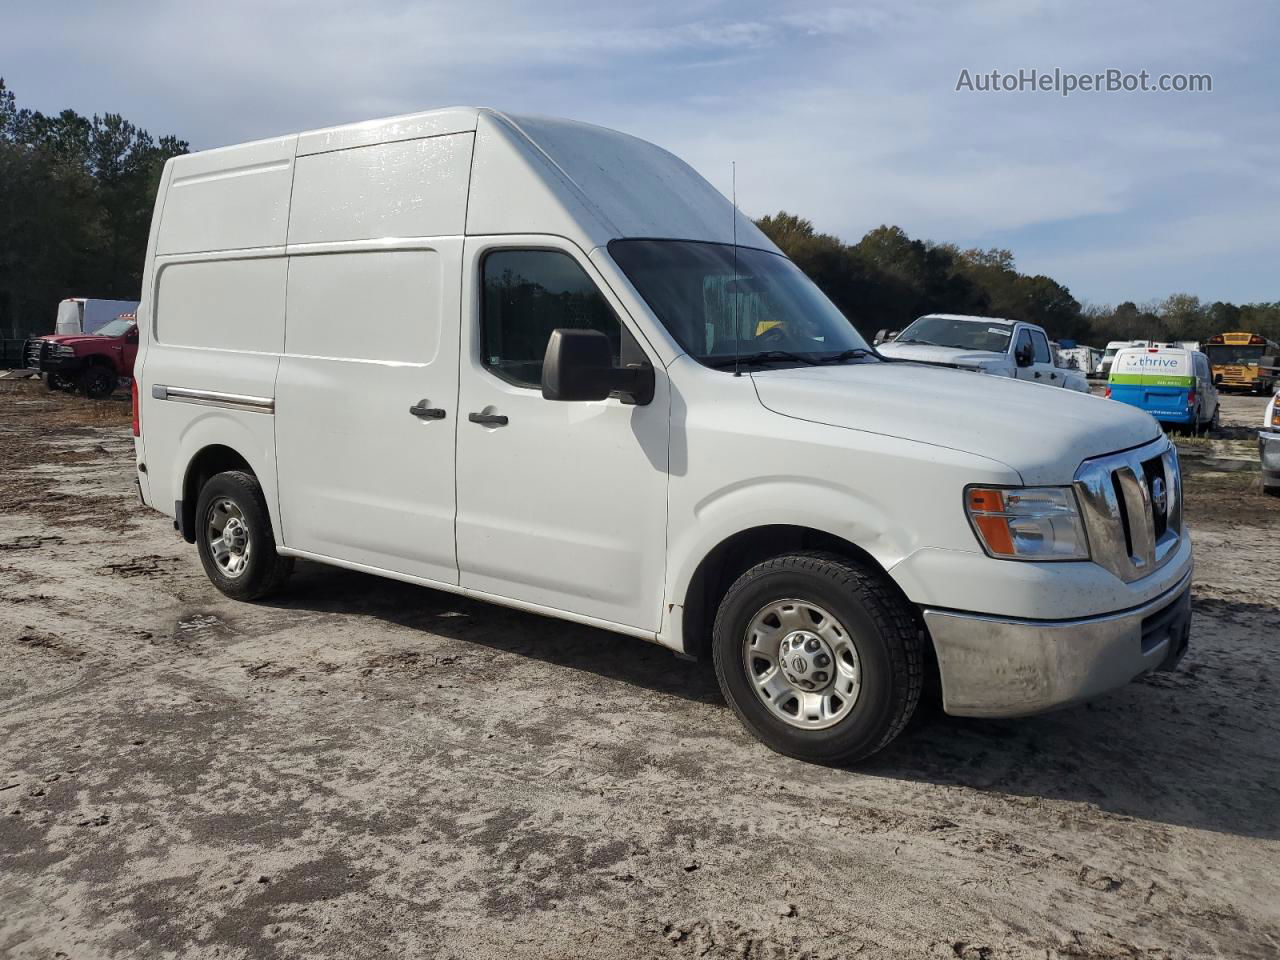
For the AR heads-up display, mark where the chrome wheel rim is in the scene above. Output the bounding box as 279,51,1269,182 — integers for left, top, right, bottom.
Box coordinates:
207,497,251,579
742,599,862,730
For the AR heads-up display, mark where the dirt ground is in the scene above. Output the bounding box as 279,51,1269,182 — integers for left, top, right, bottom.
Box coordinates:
1,380,1278,960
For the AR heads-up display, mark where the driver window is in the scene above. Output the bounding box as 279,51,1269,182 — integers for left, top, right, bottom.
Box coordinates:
1031,331,1052,364
1014,329,1033,359
481,249,631,389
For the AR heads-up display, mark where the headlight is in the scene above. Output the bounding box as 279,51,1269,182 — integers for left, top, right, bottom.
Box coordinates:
1271,404,1280,430
965,486,1090,561
53,344,75,357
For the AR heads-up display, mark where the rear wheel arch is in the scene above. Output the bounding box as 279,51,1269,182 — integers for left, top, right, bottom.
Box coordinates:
180,445,255,543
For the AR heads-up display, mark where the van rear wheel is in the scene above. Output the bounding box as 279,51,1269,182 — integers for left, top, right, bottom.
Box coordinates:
712,552,923,765
195,470,294,601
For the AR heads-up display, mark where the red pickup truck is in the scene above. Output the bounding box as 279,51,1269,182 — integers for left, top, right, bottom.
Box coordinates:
24,315,139,398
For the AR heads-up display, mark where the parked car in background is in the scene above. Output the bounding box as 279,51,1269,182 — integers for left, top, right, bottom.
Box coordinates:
1106,345,1219,433
133,107,1192,766
53,297,140,335
1101,340,1148,377
877,314,1090,391
24,314,138,397
1261,392,1280,496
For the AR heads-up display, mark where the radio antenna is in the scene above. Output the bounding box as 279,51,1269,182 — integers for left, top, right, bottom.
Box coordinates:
732,160,742,377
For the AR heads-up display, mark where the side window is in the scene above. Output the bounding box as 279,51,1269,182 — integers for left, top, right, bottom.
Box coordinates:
482,250,622,389
1031,330,1052,364
1014,329,1033,359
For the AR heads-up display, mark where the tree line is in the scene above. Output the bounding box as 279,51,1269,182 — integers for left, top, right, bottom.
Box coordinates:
756,212,1280,347
1,78,1276,348
0,78,188,338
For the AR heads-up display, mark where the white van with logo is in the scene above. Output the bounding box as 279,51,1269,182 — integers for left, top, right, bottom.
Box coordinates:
1107,346,1219,432
132,108,1193,764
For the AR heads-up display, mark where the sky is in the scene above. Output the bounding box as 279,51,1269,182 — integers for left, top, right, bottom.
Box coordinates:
2,0,1275,306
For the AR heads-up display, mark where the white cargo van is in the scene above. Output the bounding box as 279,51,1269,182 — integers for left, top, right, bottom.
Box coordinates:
133,108,1193,764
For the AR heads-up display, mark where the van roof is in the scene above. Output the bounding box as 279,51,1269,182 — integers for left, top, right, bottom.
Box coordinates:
166,107,776,254
1111,343,1198,363
1114,345,1200,358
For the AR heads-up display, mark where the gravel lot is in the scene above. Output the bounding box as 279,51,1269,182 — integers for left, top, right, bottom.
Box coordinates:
1,380,1278,960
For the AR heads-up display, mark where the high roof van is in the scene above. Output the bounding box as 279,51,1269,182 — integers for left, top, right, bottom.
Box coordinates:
132,108,1193,764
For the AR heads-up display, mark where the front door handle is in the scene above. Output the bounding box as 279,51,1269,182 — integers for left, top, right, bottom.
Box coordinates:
409,401,446,420
468,412,509,426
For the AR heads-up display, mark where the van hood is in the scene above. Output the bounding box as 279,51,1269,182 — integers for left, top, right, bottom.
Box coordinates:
751,361,1160,485
876,341,1014,375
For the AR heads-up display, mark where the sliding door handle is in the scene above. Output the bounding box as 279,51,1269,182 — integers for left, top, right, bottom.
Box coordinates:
409,401,446,420
468,412,509,426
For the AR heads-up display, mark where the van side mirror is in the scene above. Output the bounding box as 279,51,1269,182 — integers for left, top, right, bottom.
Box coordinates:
541,329,655,406
1015,344,1034,367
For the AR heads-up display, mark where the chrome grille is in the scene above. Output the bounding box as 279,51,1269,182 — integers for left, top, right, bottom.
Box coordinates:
1074,437,1182,583
24,338,45,369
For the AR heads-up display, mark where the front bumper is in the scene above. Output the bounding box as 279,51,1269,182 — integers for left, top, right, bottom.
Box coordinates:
924,569,1192,718
23,338,90,373
1261,431,1280,489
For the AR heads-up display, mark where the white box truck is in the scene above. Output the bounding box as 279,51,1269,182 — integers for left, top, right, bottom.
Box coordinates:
131,108,1193,763
55,297,140,335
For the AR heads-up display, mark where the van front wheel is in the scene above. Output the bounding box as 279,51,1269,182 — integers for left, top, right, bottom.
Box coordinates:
195,470,294,601
712,552,923,765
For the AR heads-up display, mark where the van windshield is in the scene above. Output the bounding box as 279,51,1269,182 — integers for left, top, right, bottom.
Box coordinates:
608,240,871,367
1206,344,1264,365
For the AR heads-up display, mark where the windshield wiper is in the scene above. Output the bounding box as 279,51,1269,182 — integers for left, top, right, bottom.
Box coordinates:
892,338,941,347
817,348,875,364
707,350,821,368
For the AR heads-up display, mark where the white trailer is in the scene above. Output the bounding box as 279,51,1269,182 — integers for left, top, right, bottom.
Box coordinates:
55,298,141,335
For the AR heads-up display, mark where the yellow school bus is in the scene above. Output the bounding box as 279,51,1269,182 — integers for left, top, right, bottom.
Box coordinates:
1205,332,1279,393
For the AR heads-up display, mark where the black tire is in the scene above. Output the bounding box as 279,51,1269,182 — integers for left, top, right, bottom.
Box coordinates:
194,470,294,601
712,551,923,765
81,365,116,399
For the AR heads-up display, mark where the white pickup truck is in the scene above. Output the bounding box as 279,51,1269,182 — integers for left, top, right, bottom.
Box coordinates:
132,108,1193,765
878,314,1091,391
1262,392,1280,494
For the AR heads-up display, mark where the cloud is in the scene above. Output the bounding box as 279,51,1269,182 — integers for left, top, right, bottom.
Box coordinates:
1,0,1273,303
